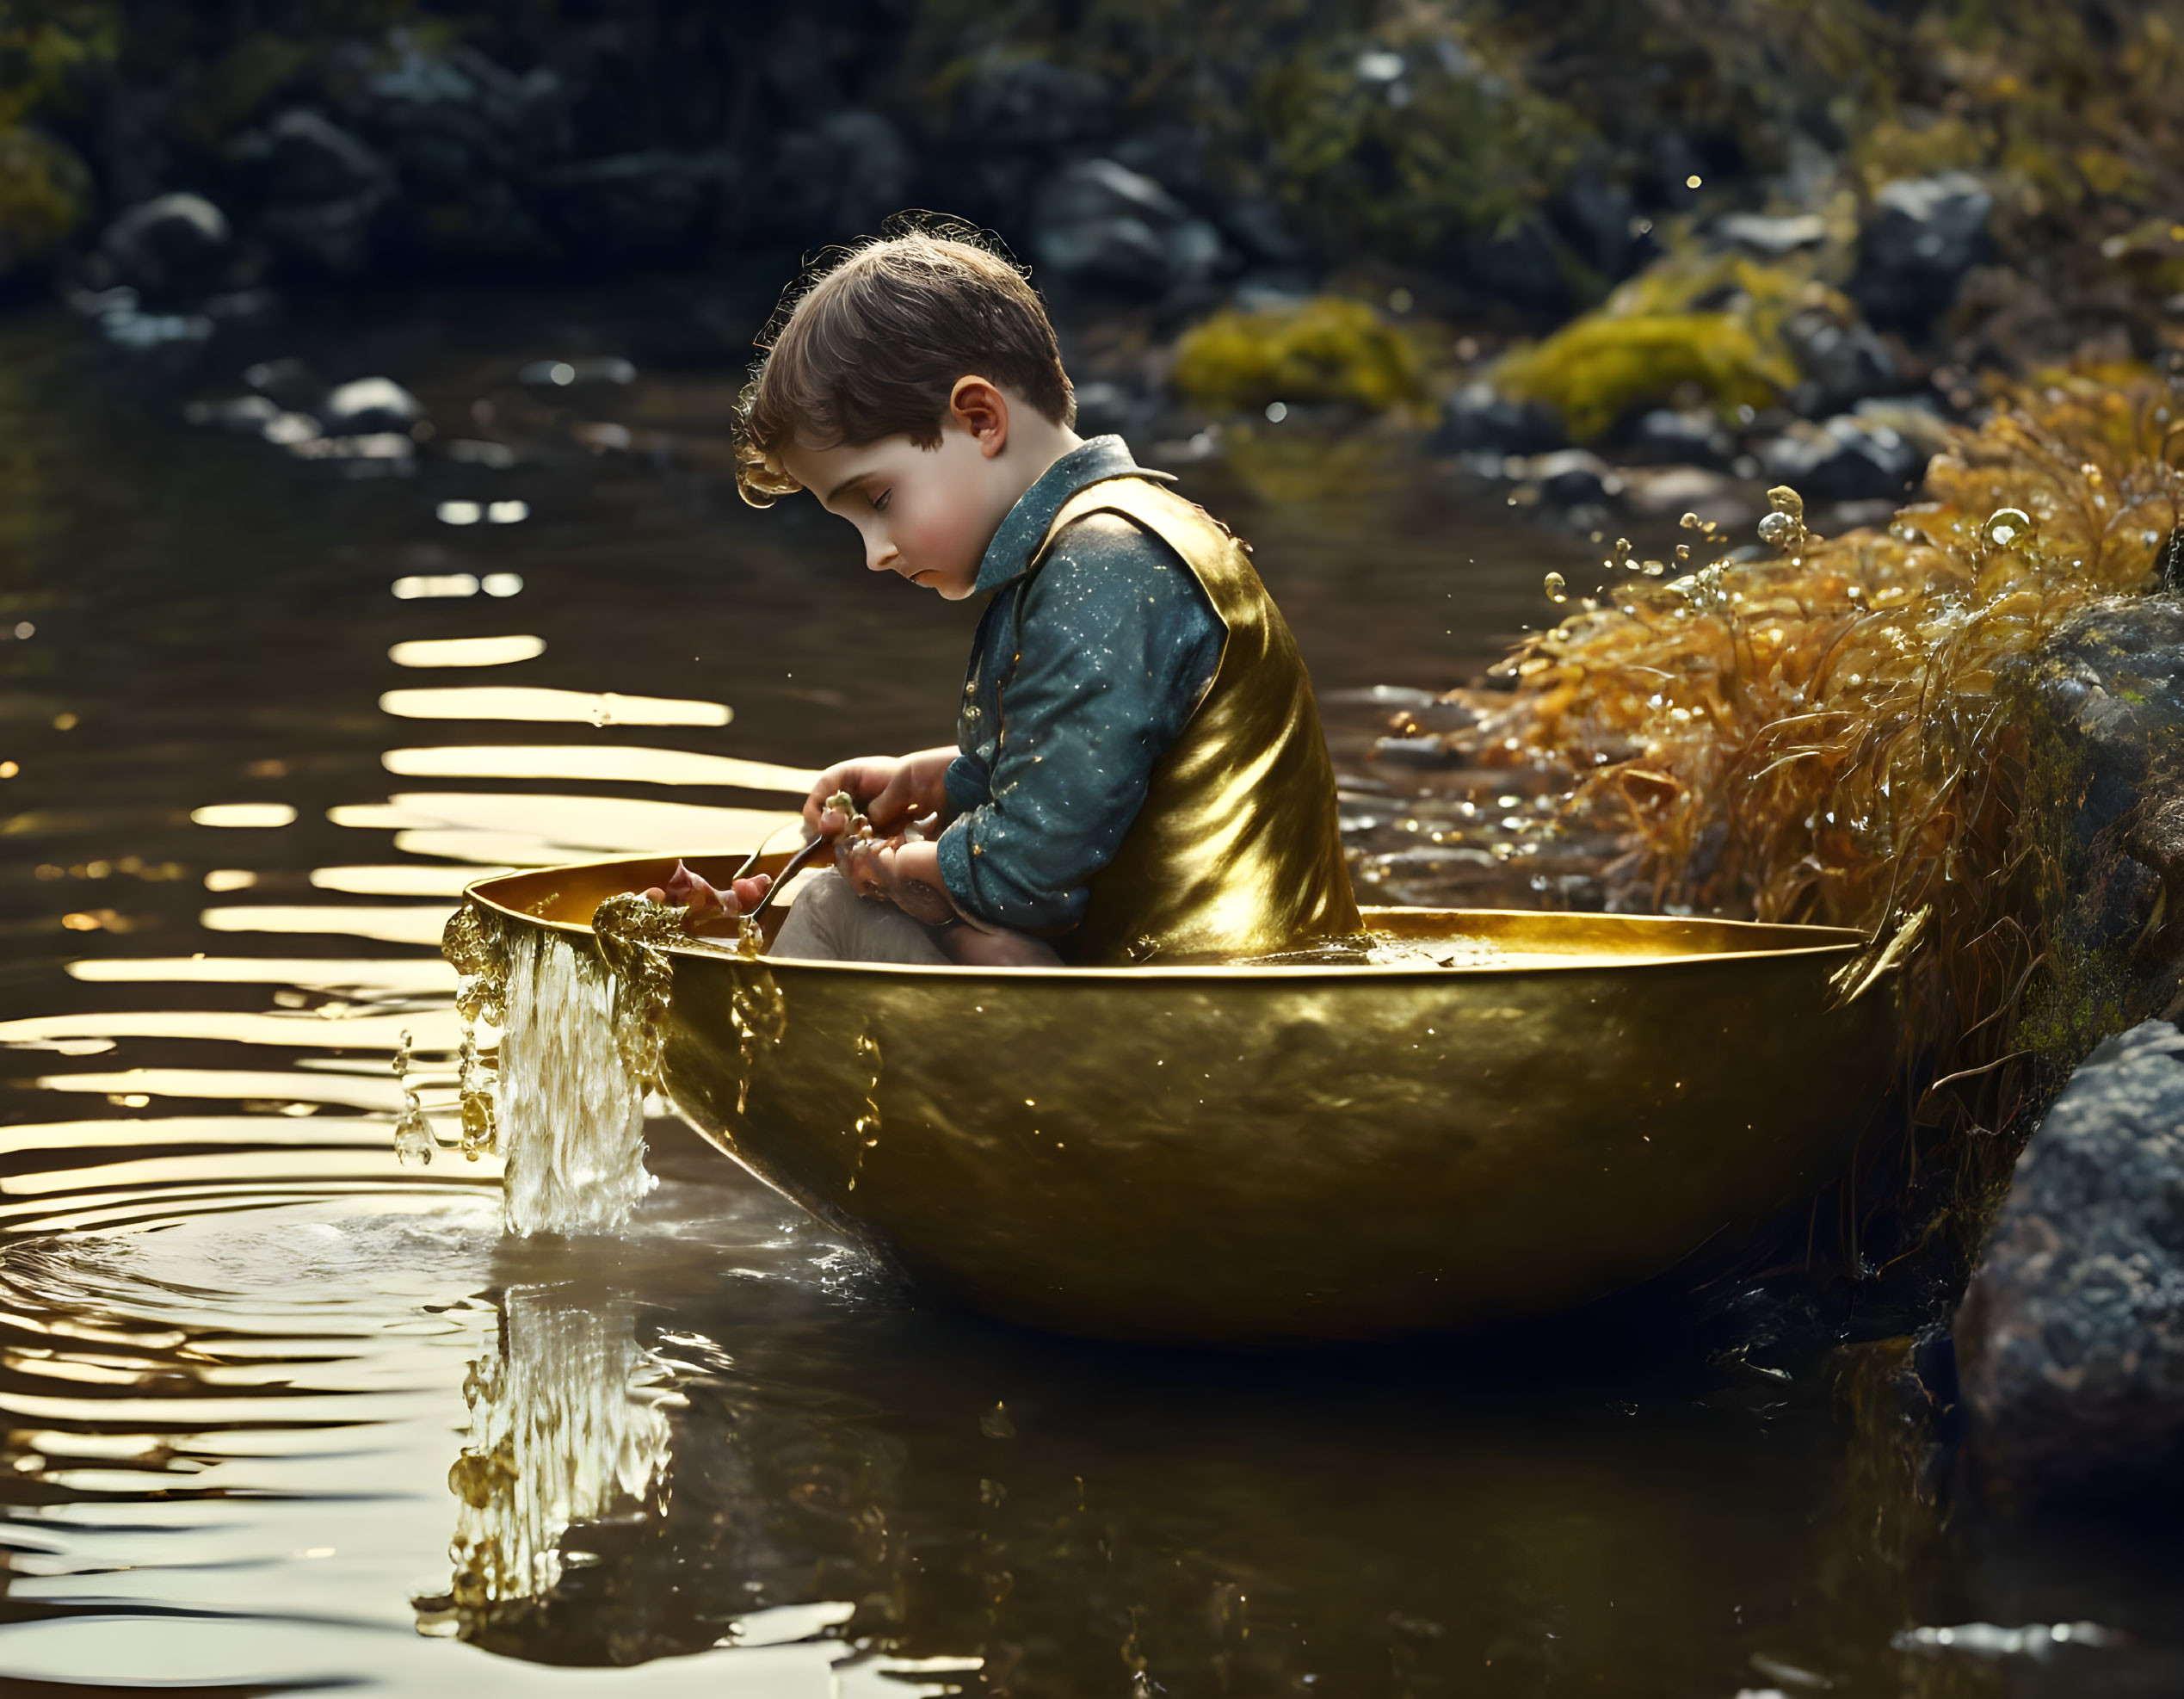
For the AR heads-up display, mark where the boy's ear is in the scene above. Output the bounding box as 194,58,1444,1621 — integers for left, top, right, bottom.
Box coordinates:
948,377,1009,459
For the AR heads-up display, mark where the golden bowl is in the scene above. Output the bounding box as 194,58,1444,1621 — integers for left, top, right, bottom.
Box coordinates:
467,852,1898,1344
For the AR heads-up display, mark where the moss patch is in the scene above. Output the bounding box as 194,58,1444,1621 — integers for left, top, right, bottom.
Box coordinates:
1490,250,1822,439
0,126,91,277
1171,296,1424,414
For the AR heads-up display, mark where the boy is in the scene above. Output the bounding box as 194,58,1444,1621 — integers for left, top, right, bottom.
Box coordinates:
664,226,1357,966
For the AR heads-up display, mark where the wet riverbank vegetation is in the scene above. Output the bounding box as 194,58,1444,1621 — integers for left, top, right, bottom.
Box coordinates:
1456,373,2184,1291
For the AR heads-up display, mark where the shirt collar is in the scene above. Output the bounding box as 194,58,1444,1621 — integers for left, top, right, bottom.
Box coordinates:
973,435,1170,593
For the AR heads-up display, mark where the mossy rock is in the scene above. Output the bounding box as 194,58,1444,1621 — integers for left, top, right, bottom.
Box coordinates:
1491,251,1819,439
1172,296,1423,414
1250,31,1592,264
0,127,93,278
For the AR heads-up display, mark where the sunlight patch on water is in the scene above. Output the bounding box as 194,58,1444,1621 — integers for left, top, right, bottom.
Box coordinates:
388,635,545,668
66,955,458,992
383,743,818,793
330,792,799,856
189,802,299,827
0,1008,470,1050
31,1067,413,1112
201,903,455,944
311,862,508,895
379,685,730,726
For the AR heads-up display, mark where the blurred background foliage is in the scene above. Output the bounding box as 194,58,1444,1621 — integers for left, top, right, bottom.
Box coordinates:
1,0,2180,440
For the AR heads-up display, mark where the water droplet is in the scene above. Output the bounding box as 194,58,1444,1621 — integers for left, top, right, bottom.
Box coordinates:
1765,485,1805,524
393,1107,434,1165
1982,507,2033,549
1756,510,1799,549
1543,571,1567,604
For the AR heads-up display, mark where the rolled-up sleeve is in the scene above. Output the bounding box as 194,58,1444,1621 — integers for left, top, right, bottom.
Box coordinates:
936,516,1221,931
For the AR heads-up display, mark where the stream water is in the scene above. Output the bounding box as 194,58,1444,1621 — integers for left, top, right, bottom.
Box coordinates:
2,293,2174,1696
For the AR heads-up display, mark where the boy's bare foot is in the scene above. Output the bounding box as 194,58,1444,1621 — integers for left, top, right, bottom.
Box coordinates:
638,859,771,929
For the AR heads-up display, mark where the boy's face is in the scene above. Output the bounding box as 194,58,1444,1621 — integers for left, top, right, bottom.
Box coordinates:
782,378,1032,602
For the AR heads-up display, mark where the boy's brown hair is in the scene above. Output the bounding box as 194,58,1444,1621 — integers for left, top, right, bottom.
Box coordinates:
734,223,1076,507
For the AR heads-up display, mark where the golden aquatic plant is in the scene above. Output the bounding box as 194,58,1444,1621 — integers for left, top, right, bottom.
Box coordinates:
1470,368,2184,1233
589,891,686,1088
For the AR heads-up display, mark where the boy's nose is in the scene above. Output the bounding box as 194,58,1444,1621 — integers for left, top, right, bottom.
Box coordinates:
867,541,899,572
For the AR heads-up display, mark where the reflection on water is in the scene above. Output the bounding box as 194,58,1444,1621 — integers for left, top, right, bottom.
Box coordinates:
3,297,2178,1692
430,1288,677,1620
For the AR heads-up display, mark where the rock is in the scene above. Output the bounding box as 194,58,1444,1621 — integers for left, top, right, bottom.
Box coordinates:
1071,380,1156,438
1756,413,1926,501
1431,380,1567,456
956,53,1115,151
321,376,423,435
2030,597,2184,860
1033,158,1225,295
243,357,328,413
767,113,910,243
183,393,280,433
0,126,94,280
1617,464,1746,520
355,40,566,187
338,38,566,263
1712,211,1829,257
1625,408,1737,467
1218,198,1305,266
1955,1019,2184,1504
1556,174,1652,281
534,150,731,258
1852,395,1955,458
1457,214,1567,310
1781,306,1899,412
517,356,635,387
1520,448,1621,507
227,110,393,274
1853,170,1993,331
100,194,233,303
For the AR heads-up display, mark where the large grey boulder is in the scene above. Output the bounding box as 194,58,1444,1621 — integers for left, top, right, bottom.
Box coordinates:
1956,1019,2184,1504
100,193,232,302
228,110,394,273
1852,170,1992,330
1033,159,1225,295
1756,412,1927,500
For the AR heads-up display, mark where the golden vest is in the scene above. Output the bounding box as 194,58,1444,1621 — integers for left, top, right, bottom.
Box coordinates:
1030,476,1361,964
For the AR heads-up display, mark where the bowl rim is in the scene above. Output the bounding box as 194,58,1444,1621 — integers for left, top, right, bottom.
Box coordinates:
463,856,1871,982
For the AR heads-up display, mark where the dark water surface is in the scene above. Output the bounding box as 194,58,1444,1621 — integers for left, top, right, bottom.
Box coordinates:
0,300,2165,1696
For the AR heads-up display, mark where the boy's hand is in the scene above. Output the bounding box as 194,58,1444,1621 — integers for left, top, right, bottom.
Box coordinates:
639,859,772,930
836,835,957,926
802,747,958,837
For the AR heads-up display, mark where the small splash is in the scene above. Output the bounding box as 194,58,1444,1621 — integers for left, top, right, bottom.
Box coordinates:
1756,485,1809,555
458,1026,497,1160
392,1029,435,1165
494,924,655,1237
1543,571,1568,604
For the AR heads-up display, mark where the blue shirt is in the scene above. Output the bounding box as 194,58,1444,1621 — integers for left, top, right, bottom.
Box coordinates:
935,436,1225,932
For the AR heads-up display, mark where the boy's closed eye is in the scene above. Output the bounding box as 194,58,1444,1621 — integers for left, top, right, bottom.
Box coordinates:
871,489,891,512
